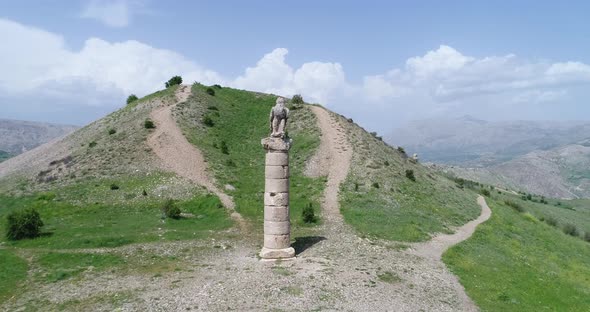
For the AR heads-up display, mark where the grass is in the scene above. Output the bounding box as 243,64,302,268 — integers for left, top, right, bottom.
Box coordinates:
36,252,124,282
175,84,325,233
0,193,232,249
443,198,590,311
338,112,480,242
377,271,401,284
0,249,28,302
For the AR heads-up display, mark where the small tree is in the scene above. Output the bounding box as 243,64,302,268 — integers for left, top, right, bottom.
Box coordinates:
206,87,215,96
165,76,183,88
162,199,181,219
126,94,138,105
480,188,491,197
292,94,304,104
144,119,155,129
302,203,316,223
6,208,44,240
405,169,416,181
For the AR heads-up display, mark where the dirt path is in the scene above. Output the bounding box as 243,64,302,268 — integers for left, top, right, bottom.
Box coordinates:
306,106,352,223
147,85,246,229
411,196,492,261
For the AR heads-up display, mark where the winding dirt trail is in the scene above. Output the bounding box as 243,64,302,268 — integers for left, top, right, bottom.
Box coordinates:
147,85,246,230
411,196,492,261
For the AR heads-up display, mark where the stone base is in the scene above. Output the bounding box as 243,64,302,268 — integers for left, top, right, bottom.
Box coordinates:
259,247,296,260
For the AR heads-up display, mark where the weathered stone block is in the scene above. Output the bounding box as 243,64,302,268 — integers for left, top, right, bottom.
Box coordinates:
265,165,289,179
259,246,295,260
264,220,290,235
265,152,288,166
264,234,291,249
264,205,289,221
265,178,289,193
261,137,292,151
264,192,289,206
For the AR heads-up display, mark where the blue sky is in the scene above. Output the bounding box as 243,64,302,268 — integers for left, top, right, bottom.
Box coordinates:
1,1,590,133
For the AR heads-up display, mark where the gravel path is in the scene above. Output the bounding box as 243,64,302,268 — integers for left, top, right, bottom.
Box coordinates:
147,85,246,230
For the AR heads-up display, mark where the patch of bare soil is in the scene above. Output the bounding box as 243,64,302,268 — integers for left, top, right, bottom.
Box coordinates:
147,85,246,230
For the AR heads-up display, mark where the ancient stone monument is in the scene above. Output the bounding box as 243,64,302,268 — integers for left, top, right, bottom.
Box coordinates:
260,97,295,260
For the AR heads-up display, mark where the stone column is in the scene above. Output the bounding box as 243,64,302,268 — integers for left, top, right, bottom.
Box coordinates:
260,137,295,260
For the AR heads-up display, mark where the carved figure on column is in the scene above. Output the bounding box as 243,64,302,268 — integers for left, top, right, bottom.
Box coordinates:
269,97,289,138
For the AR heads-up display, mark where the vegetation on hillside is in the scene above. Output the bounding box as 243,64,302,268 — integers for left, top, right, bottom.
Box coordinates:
444,194,590,311
0,150,11,163
174,84,325,233
338,112,480,242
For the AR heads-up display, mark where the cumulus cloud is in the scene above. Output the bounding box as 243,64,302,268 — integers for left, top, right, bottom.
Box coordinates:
80,0,144,27
232,48,347,104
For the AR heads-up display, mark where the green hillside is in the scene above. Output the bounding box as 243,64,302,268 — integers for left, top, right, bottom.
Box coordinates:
444,190,590,311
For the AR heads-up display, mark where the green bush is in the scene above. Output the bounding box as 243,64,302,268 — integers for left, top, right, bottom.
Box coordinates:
213,84,222,89
544,216,558,227
88,141,97,148
292,94,304,104
563,224,579,237
126,94,138,104
108,128,116,135
526,194,532,200
480,188,490,197
354,182,359,192
405,169,416,181
203,115,215,127
6,208,44,240
206,87,215,96
504,200,524,212
397,146,406,154
302,203,317,223
144,119,155,129
221,141,229,155
372,182,380,188
165,76,182,88
162,199,181,219
110,184,119,190
584,232,590,242
384,160,390,166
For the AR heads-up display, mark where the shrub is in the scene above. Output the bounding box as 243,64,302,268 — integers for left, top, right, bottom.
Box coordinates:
372,182,380,188
504,200,524,212
585,232,590,242
206,87,215,96
207,105,219,111
292,94,304,104
108,128,116,135
221,141,229,155
480,189,490,197
110,184,119,190
354,182,359,191
213,84,222,89
302,203,317,223
384,160,390,166
563,224,579,237
226,159,236,167
165,76,182,88
142,189,148,196
526,194,532,200
544,216,558,227
126,94,138,104
88,141,97,148
6,208,44,240
405,169,416,181
203,115,215,127
162,199,181,219
397,146,406,154
144,119,155,129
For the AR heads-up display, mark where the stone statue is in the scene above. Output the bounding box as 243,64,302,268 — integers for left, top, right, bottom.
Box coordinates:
269,97,289,138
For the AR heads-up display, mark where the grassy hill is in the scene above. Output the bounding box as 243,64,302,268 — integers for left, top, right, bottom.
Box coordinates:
3,82,587,310
443,187,590,311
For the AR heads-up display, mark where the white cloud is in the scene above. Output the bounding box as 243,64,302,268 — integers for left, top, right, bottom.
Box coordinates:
231,48,347,104
80,0,145,27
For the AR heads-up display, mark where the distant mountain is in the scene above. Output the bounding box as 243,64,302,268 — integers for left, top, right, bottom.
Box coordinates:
0,119,79,161
389,116,590,199
387,115,590,166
